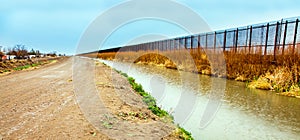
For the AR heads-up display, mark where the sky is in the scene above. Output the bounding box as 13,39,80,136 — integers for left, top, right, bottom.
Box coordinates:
1,0,300,55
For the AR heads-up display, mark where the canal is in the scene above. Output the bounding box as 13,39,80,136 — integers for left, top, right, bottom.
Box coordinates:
101,60,300,140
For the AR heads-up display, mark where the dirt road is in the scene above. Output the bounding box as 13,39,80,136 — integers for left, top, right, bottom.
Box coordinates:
0,57,177,139
0,57,109,139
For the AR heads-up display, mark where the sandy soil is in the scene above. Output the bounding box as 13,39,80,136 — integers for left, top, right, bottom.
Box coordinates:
0,57,178,139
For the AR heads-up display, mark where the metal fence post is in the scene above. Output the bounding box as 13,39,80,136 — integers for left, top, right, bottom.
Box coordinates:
293,19,299,54
214,32,217,49
162,41,164,51
223,30,227,51
160,41,162,51
245,27,249,48
198,35,201,49
264,23,269,56
235,28,239,52
167,40,170,51
164,40,166,51
191,36,193,50
184,37,187,49
156,41,158,51
178,38,180,50
282,20,288,55
249,26,253,53
179,38,182,50
176,39,178,50
168,39,171,50
178,39,181,50
205,33,208,49
161,41,163,51
170,39,173,51
169,40,171,51
274,22,280,61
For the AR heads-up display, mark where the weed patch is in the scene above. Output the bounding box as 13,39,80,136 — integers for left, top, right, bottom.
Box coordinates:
177,126,194,140
13,65,31,71
112,67,194,139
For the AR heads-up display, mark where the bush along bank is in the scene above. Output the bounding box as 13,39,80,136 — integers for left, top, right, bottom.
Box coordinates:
112,68,194,140
246,66,300,98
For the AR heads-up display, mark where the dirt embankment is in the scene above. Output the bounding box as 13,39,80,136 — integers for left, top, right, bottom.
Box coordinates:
93,60,191,139
0,57,63,73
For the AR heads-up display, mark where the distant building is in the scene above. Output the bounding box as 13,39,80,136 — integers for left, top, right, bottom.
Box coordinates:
6,55,16,60
29,55,36,59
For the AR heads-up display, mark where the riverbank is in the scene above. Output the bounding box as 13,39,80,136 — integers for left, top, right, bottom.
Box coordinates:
0,57,63,76
95,60,194,139
97,49,300,98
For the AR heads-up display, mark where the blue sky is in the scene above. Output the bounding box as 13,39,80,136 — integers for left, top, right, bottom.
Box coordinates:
1,0,300,55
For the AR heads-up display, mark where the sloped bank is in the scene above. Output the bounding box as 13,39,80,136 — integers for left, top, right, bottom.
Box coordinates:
96,61,194,140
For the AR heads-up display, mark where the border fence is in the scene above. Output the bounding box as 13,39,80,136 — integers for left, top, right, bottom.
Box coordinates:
100,17,300,60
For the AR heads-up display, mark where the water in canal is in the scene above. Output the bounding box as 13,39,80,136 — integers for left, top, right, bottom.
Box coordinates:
100,60,300,140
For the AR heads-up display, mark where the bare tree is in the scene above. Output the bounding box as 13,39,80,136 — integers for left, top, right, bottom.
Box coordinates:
7,47,16,55
14,44,28,59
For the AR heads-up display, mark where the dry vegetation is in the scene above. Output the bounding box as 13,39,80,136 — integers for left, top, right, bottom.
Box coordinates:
97,44,300,97
0,58,59,74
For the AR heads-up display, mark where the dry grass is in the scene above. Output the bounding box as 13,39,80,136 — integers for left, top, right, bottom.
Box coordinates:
97,44,300,97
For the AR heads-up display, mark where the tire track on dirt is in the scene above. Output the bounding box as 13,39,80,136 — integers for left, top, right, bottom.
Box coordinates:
0,57,109,139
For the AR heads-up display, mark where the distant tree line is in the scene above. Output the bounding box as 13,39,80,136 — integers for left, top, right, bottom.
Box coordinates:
0,44,58,61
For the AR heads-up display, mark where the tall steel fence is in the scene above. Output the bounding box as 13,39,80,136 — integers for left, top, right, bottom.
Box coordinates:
103,17,300,59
